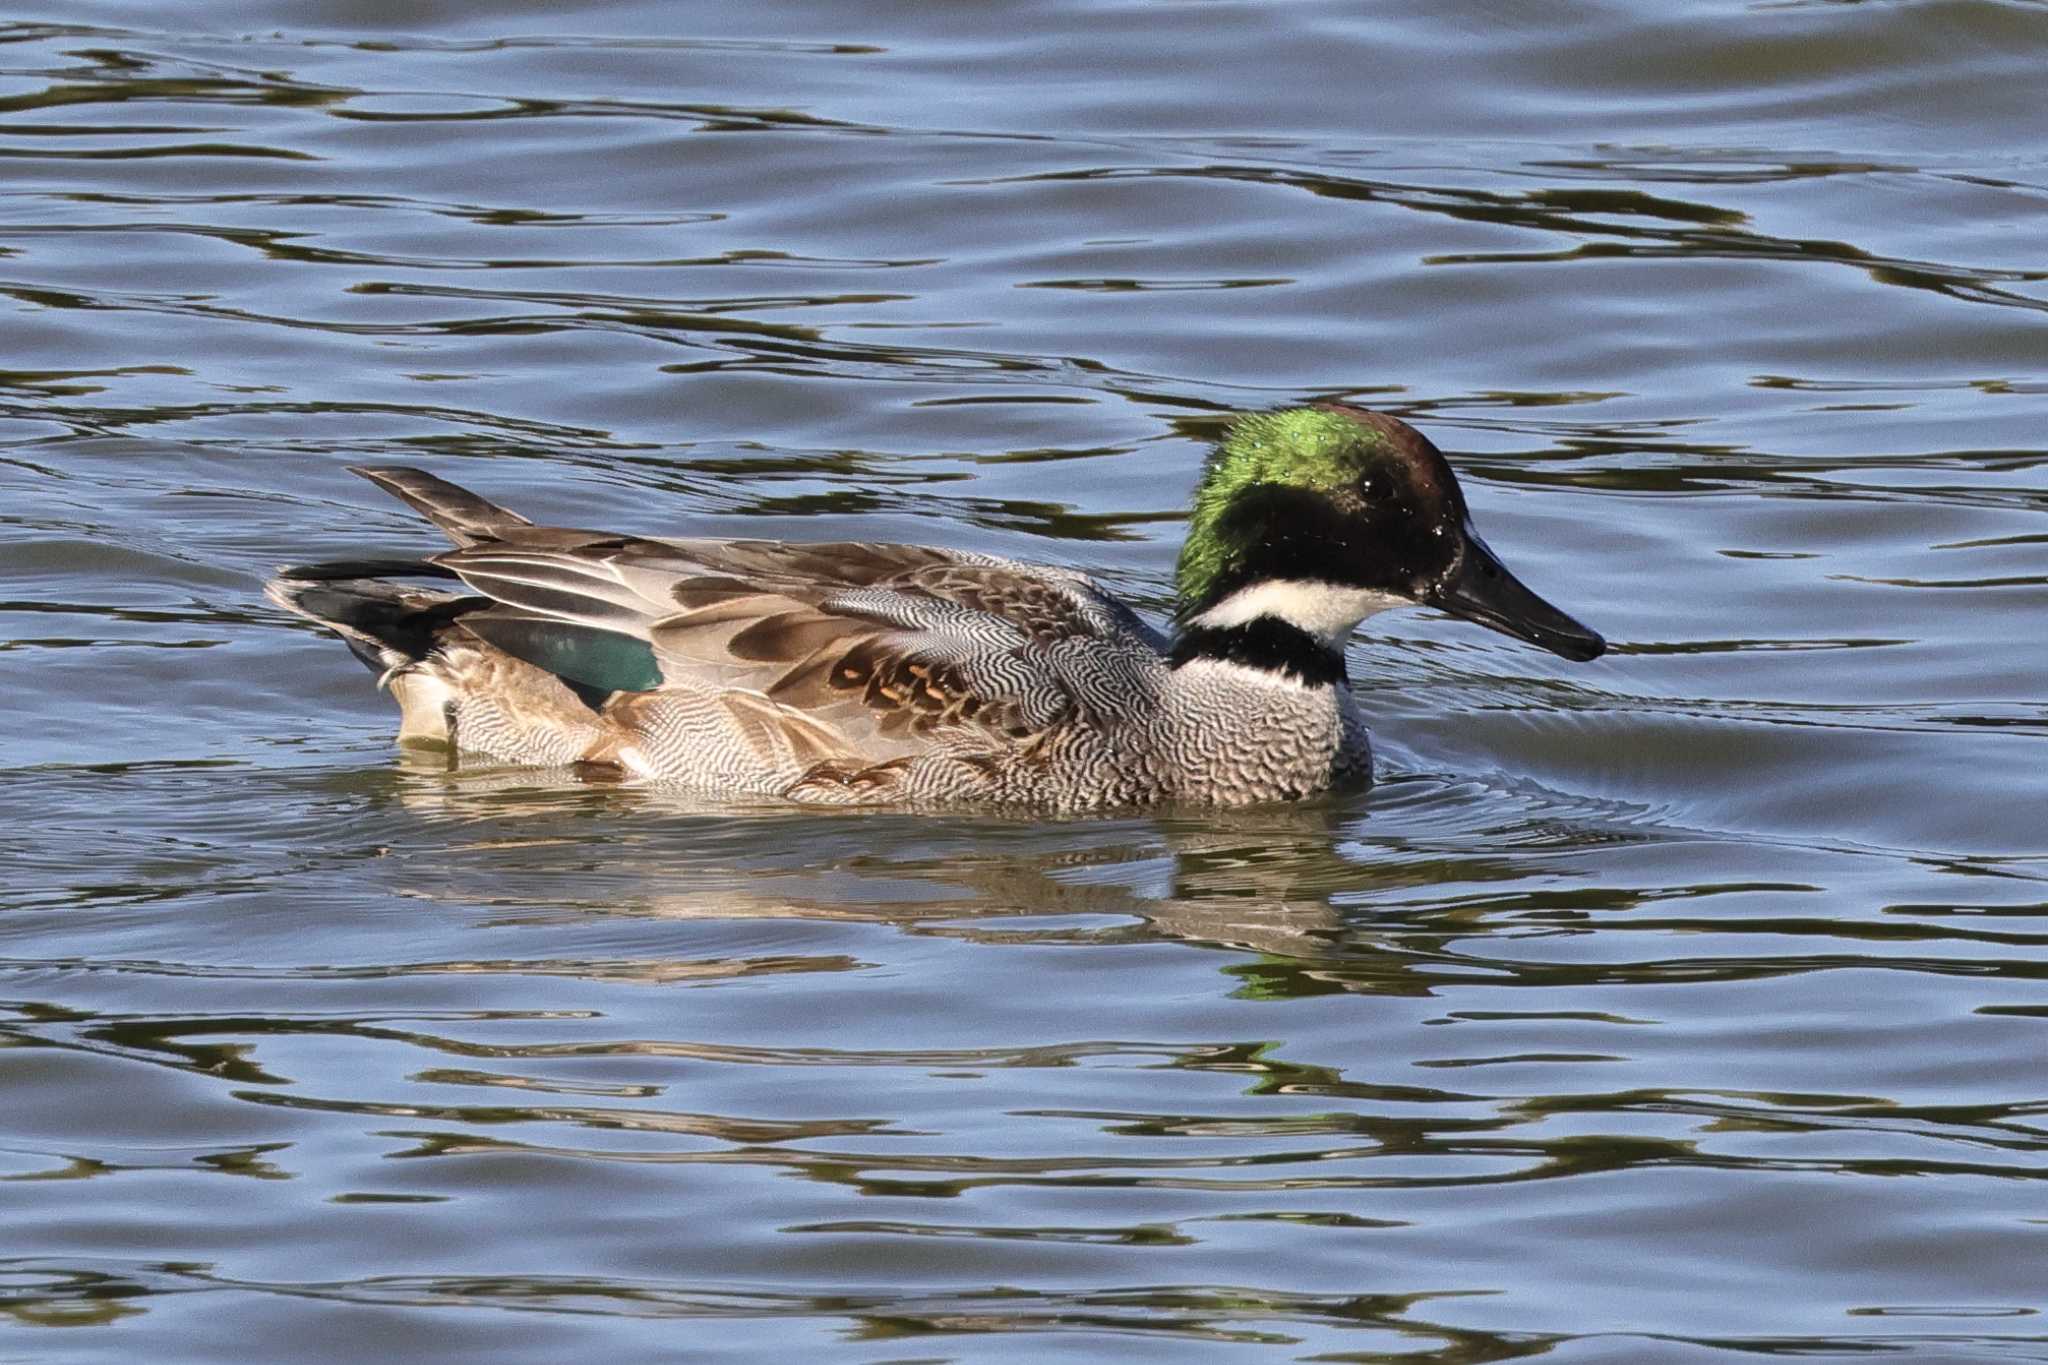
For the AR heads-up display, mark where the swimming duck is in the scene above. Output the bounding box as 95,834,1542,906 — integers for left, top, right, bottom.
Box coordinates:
268,404,1603,809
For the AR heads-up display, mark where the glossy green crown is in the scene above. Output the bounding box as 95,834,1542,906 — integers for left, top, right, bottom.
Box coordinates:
1175,408,1389,613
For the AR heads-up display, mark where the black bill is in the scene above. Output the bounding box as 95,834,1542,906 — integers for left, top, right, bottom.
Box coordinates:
1428,528,1605,662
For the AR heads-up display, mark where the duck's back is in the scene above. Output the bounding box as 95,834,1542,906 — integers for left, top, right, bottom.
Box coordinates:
459,532,1177,804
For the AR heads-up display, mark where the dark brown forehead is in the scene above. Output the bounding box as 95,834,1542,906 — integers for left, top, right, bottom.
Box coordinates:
1312,403,1466,515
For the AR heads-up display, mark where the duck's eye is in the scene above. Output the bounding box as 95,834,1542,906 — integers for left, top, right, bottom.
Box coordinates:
1358,474,1386,500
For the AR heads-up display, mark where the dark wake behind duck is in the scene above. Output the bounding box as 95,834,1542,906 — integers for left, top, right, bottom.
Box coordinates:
268,405,1603,809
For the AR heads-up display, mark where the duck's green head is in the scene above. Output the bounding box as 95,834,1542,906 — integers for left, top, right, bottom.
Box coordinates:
1174,404,1604,665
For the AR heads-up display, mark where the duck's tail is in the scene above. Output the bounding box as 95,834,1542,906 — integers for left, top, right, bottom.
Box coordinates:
265,562,479,744
346,465,534,547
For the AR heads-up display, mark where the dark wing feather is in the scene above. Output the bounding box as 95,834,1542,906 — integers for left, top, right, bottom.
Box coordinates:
431,537,673,633
461,614,664,695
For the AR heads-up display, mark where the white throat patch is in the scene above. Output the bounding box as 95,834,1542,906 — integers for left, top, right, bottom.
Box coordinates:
1190,579,1405,647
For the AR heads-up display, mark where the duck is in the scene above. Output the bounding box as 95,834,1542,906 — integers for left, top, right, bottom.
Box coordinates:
267,404,1604,809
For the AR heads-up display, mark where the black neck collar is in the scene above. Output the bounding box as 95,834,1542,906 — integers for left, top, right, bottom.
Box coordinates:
1168,616,1348,687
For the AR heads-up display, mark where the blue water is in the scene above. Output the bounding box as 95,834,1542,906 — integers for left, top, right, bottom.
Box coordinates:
4,2,2048,1359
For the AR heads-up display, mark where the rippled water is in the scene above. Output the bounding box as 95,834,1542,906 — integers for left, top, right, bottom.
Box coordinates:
5,1,2048,1359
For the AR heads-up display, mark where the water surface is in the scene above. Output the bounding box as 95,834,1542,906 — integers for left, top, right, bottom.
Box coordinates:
4,1,2048,1359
